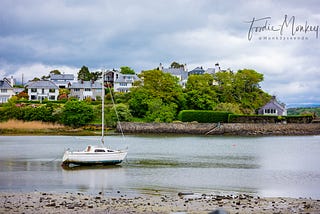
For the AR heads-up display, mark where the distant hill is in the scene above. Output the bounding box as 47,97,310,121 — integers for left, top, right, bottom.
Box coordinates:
287,106,320,117
287,103,320,108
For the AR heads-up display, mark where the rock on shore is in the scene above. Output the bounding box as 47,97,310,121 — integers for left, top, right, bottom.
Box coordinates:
1,192,320,214
118,122,320,136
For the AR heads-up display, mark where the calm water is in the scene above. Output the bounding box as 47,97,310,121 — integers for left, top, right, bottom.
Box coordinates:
0,135,320,198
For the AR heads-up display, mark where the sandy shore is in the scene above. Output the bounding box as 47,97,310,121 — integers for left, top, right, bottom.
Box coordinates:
1,191,320,214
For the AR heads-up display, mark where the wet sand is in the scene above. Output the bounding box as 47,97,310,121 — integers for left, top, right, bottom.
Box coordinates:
1,191,320,213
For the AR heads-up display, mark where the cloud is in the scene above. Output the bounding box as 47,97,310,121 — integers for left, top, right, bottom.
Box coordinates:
0,0,319,106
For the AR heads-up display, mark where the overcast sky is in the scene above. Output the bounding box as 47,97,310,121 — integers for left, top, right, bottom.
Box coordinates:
0,0,319,106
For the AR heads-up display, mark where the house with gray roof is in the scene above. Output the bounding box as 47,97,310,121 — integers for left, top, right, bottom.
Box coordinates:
26,80,59,101
103,70,139,93
0,79,15,103
50,74,75,88
258,96,287,116
113,71,139,93
189,67,206,76
69,80,102,100
159,63,188,88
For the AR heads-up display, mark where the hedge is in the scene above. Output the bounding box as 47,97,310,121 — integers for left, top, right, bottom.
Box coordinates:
228,114,313,123
178,110,230,123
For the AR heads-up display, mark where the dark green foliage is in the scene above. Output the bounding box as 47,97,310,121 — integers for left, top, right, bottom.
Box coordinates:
185,74,217,110
228,114,279,123
60,101,94,127
128,69,185,120
213,69,271,114
286,115,313,123
22,105,56,122
170,61,184,68
228,114,313,123
77,65,91,81
120,66,135,74
145,99,178,122
178,110,230,123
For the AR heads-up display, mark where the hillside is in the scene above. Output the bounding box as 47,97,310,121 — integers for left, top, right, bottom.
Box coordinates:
287,107,320,117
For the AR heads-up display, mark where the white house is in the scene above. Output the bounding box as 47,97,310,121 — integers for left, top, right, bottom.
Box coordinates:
26,80,59,101
258,96,287,116
50,74,75,89
113,71,139,93
0,79,15,103
159,63,188,88
69,80,102,100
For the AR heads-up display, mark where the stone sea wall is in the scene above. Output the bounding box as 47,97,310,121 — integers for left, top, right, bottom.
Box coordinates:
117,122,320,136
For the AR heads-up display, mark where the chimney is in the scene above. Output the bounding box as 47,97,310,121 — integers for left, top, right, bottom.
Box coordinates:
183,63,187,71
215,63,220,72
10,76,14,87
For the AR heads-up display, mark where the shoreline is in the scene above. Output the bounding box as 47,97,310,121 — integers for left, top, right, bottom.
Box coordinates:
1,191,320,213
118,122,320,136
1,122,320,136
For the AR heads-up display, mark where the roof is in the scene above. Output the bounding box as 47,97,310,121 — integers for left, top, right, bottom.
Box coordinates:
206,68,215,74
69,81,102,89
162,68,188,80
0,80,13,89
189,67,205,75
261,96,286,110
114,73,139,83
50,74,75,81
26,80,59,89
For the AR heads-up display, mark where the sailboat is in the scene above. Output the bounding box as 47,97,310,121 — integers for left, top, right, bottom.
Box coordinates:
62,71,128,166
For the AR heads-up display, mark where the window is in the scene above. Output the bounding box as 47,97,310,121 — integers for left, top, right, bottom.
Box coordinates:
94,149,105,153
120,83,127,86
49,96,56,100
73,88,80,92
85,88,91,91
264,108,277,114
31,95,37,100
49,89,55,93
0,89,7,93
31,88,37,93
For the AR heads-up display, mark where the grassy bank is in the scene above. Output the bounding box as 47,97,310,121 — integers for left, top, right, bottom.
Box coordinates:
0,120,103,136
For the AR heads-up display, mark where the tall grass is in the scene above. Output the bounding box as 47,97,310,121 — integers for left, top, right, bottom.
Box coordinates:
0,120,65,130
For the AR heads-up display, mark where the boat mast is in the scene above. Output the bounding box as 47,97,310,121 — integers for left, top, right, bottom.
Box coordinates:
101,69,105,145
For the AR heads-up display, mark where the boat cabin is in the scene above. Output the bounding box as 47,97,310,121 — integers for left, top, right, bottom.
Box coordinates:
85,145,114,153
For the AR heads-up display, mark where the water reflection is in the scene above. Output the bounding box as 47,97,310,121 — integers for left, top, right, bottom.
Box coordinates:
61,165,127,193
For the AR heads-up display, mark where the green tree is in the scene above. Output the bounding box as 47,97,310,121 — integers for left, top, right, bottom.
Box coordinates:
145,98,177,122
170,61,184,69
0,97,23,121
120,66,135,74
50,70,61,75
185,74,218,110
128,88,151,117
31,77,40,81
22,105,56,122
91,71,102,81
77,65,91,81
105,103,133,127
129,69,185,119
214,71,235,103
60,101,94,127
213,69,270,114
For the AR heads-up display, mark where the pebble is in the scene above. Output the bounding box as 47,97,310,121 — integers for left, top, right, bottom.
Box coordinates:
1,192,320,214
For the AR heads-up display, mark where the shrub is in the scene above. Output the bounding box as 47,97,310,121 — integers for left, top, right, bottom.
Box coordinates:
178,110,230,123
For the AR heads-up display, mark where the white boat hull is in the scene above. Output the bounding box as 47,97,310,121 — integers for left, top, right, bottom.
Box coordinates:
62,149,127,166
